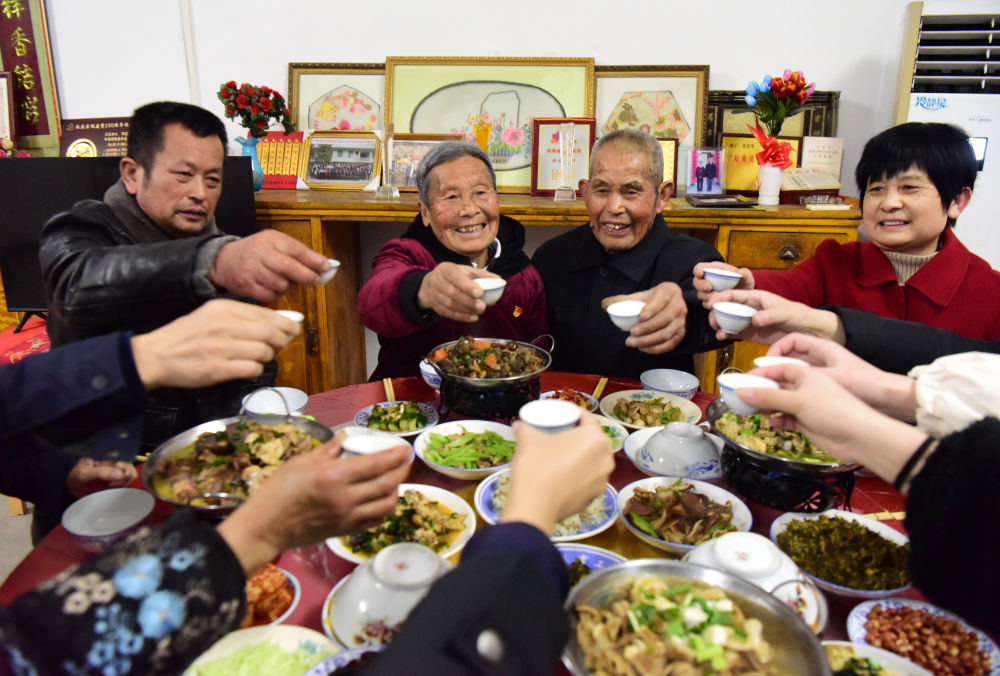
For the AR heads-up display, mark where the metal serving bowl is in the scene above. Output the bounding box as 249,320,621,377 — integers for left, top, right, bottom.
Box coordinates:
563,559,830,675
140,414,334,518
426,337,552,392
706,399,859,476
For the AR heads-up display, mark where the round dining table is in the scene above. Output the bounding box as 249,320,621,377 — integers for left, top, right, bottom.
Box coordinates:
0,371,919,670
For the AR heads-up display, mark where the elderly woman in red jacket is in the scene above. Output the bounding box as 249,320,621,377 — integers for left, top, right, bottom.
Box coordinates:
358,142,547,379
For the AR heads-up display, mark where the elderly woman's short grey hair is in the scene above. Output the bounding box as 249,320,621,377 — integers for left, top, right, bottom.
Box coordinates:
415,141,497,205
589,129,664,187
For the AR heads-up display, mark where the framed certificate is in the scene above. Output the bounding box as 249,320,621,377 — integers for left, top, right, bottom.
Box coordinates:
530,117,595,197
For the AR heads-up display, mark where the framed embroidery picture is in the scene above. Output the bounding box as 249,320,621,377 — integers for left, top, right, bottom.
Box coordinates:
287,63,385,133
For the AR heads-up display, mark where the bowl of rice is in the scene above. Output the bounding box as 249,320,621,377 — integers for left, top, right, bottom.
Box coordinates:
473,470,617,542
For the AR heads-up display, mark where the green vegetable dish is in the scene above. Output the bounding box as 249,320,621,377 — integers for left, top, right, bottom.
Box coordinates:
366,400,427,432
716,411,840,464
423,427,515,469
776,515,909,590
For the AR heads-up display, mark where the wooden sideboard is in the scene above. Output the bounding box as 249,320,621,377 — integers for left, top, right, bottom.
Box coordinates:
255,191,860,394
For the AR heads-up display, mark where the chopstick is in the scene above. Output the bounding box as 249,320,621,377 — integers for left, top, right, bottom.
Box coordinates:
382,377,396,402
592,377,608,400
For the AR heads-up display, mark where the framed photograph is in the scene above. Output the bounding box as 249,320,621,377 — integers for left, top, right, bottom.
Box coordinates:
388,132,463,191
684,148,724,195
299,131,381,191
287,63,385,133
0,0,60,153
530,117,596,197
385,56,594,193
705,90,840,145
594,65,709,148
720,133,801,193
656,137,679,197
0,72,13,142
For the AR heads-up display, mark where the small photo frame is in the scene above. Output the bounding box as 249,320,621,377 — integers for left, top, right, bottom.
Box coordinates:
0,72,14,143
720,133,801,193
388,133,463,191
684,148,723,195
530,117,596,197
656,137,679,197
299,131,381,191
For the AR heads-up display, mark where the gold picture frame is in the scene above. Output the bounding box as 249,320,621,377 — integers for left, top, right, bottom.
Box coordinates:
656,137,679,197
594,65,709,148
287,62,385,133
388,132,463,192
299,130,381,191
385,56,594,193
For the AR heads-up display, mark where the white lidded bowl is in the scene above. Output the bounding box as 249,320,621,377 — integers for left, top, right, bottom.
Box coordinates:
413,420,515,480
62,488,155,552
617,477,752,555
518,399,582,433
683,531,828,634
275,310,304,324
703,267,743,291
606,300,645,331
241,387,308,415
712,301,757,334
418,359,441,392
639,368,699,399
474,277,506,306
716,372,778,416
325,543,452,647
624,422,723,480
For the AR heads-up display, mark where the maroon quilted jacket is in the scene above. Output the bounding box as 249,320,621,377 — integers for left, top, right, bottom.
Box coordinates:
358,214,548,379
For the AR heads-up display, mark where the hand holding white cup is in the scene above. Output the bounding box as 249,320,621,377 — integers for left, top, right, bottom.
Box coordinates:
474,277,506,306
518,399,582,433
606,300,646,332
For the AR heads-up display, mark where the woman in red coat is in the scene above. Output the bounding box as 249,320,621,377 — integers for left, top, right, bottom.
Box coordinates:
358,142,547,379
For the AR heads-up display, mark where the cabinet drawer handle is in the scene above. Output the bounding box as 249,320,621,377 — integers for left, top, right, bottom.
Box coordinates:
306,327,319,356
777,244,800,262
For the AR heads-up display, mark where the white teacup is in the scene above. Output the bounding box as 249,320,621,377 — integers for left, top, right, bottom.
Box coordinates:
711,301,757,334
276,310,304,324
703,267,743,291
606,300,646,332
716,372,778,416
317,259,341,285
339,426,411,457
753,355,810,368
518,399,582,433
474,277,506,306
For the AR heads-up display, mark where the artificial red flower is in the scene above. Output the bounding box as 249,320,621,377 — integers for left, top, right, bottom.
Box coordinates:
219,86,231,99
226,105,235,117
249,103,260,116
226,80,237,89
218,80,296,137
282,108,291,117
255,119,268,129
259,97,273,113
235,94,248,110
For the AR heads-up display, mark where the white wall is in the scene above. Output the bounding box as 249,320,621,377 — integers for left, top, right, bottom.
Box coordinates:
44,0,926,373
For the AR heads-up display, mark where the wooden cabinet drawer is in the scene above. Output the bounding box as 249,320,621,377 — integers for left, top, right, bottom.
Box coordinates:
727,230,850,269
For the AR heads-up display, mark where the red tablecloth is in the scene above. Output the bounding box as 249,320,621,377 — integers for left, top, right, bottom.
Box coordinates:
0,372,913,650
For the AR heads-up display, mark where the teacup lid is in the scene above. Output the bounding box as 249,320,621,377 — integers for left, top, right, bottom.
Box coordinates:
372,543,444,588
712,532,781,579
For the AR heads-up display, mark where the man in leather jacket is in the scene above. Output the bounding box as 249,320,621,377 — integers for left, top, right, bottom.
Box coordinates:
39,102,333,450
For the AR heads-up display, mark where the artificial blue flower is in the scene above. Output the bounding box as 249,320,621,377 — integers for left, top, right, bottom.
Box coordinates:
745,81,760,96
745,94,757,107
116,630,143,656
137,591,186,639
86,640,115,668
760,76,772,92
112,555,162,599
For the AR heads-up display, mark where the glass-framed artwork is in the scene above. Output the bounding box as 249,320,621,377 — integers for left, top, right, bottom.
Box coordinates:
287,62,385,133
720,133,801,192
705,90,839,144
387,132,463,191
385,56,594,193
594,65,709,148
684,148,724,195
299,130,381,191
530,117,596,197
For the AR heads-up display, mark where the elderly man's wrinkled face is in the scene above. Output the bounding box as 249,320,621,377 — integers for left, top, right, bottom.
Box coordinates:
120,122,225,238
420,154,499,266
581,146,671,252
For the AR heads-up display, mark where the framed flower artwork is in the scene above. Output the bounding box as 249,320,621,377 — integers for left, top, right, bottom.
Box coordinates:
287,63,385,133
388,133,463,191
594,66,709,148
299,131,381,191
530,117,596,197
385,56,594,193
